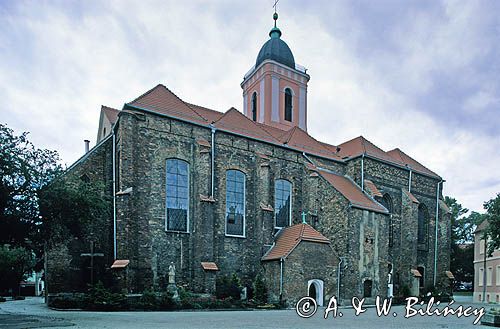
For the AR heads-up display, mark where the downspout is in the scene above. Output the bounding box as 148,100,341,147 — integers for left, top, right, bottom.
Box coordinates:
112,129,117,260
210,126,216,197
483,235,487,302
433,180,443,286
337,257,344,299
361,154,365,191
280,258,284,298
408,168,412,192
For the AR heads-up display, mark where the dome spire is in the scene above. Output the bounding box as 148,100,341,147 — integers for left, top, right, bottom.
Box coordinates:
270,1,282,39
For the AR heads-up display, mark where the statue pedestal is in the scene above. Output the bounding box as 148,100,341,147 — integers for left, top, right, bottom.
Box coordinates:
167,283,179,301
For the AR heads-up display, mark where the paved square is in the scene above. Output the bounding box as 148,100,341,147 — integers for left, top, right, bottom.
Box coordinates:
0,297,486,328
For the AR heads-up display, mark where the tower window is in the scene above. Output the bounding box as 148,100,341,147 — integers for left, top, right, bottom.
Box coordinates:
166,159,189,232
274,179,292,228
251,92,257,121
225,170,246,237
284,88,292,122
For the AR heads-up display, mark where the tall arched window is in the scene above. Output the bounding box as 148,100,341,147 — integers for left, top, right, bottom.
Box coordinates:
166,159,189,232
225,170,246,237
379,194,394,247
275,179,292,228
417,204,428,244
251,92,257,122
284,88,292,122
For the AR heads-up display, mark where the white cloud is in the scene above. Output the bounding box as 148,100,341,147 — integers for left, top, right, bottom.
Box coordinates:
0,0,498,212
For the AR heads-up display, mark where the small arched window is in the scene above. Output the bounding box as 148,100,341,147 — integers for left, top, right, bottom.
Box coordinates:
225,170,246,237
103,127,107,136
251,92,257,122
417,204,429,244
274,179,292,228
166,159,189,232
284,88,292,122
378,194,393,247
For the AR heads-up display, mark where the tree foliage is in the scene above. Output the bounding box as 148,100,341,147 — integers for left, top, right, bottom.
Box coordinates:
0,245,35,295
484,194,500,256
38,177,111,247
0,123,61,252
445,196,483,283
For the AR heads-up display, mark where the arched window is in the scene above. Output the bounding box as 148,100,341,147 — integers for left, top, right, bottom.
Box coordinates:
284,88,292,122
103,127,107,136
274,179,292,228
166,159,189,232
378,194,393,247
417,204,428,244
251,92,257,122
225,170,246,237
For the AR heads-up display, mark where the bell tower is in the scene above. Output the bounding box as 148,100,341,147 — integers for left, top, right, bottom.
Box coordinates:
241,12,310,131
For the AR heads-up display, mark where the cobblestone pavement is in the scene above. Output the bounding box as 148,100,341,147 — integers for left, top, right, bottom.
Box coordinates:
0,297,489,328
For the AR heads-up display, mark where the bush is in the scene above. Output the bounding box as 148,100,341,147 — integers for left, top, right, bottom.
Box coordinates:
83,281,128,311
216,273,242,300
253,274,268,305
49,293,85,309
137,289,159,310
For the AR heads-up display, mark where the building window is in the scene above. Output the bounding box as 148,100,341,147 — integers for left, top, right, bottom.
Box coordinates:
417,204,429,244
378,194,393,247
251,92,257,121
479,268,484,287
103,127,107,136
496,266,500,286
275,179,292,229
480,239,485,254
488,267,493,286
166,159,189,232
284,88,292,122
225,170,246,237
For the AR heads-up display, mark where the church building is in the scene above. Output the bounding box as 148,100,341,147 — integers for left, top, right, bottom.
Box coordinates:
46,13,452,306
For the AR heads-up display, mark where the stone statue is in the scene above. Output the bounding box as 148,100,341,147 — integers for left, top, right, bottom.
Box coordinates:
168,263,175,284
167,262,179,300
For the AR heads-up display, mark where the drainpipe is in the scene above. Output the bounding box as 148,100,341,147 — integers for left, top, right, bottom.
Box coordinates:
280,258,284,298
408,168,412,192
210,126,216,197
112,130,117,260
337,257,344,299
483,235,487,302
361,154,365,191
433,180,444,286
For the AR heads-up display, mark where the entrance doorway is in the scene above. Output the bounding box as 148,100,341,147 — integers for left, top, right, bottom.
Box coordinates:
307,279,324,306
363,279,373,298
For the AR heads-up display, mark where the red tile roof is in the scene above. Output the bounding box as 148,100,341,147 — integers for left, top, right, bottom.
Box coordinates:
318,169,388,213
212,108,278,144
102,105,119,124
201,262,219,271
387,148,439,178
402,189,420,204
128,84,208,125
262,223,330,261
364,180,383,198
124,84,440,180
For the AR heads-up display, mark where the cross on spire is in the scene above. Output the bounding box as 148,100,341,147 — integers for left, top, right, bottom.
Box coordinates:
273,0,279,27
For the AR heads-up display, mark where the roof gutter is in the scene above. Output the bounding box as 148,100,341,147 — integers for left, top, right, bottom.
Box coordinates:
348,153,441,180
124,103,345,164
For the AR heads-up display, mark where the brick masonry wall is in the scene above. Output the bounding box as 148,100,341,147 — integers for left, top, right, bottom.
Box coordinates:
46,137,114,294
53,108,450,301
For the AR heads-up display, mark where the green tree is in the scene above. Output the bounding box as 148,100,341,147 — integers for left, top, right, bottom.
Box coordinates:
0,245,35,296
445,196,482,283
0,123,61,253
38,177,111,247
484,194,500,255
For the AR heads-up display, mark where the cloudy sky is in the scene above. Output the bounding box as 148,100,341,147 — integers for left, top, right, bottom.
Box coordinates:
1,0,499,212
